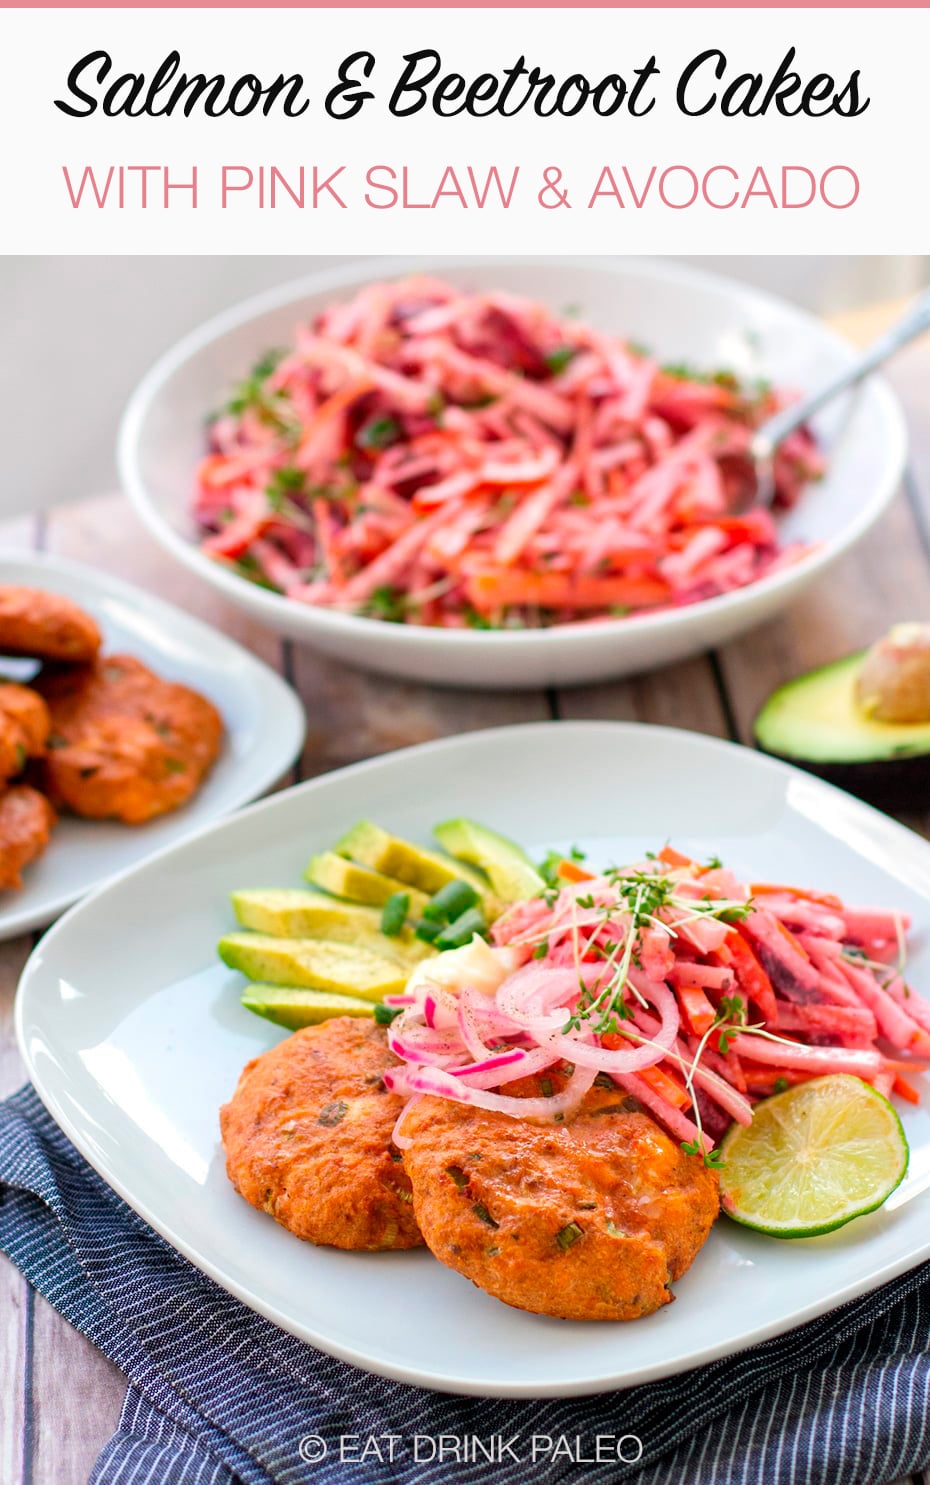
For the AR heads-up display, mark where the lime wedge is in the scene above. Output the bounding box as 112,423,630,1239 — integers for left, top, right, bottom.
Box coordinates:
719,1074,909,1238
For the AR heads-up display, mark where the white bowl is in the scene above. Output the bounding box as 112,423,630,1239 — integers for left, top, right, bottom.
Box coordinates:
119,257,907,690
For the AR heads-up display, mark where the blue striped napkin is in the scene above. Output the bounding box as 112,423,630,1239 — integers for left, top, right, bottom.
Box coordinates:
2,1082,929,1485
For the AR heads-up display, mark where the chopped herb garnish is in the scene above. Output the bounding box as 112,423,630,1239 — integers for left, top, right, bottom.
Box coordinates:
545,345,577,375
463,606,493,631
473,1202,499,1229
556,1222,583,1250
225,350,297,437
363,585,408,624
356,416,401,451
266,466,306,510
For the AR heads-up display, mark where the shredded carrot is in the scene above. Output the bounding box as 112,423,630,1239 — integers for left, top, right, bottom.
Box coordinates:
659,845,698,871
892,1074,921,1106
675,982,717,1037
464,570,672,614
194,277,822,625
637,1063,691,1110
751,883,845,911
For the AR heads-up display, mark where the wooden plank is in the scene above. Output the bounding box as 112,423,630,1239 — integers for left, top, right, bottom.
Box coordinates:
557,653,730,737
0,517,36,1485
0,1256,26,1485
42,491,282,668
717,489,930,747
0,935,31,1485
1,507,132,1480
0,930,127,1485
818,298,930,538
715,303,930,839
0,937,30,1100
30,1294,125,1485
291,648,551,778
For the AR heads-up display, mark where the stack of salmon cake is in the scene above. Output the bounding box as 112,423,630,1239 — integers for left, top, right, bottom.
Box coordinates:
0,585,224,891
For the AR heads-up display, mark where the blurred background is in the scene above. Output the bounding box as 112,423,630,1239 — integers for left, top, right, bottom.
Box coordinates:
2,254,928,521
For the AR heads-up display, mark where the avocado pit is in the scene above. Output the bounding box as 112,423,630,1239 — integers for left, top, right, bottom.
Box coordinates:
754,622,930,807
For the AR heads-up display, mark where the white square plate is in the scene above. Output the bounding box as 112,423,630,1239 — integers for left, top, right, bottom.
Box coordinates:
0,552,305,937
15,722,930,1396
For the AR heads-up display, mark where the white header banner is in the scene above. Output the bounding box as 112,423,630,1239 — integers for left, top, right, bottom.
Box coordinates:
1,7,927,254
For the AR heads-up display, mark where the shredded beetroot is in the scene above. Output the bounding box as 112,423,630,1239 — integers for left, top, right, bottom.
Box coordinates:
384,847,926,1157
194,277,823,628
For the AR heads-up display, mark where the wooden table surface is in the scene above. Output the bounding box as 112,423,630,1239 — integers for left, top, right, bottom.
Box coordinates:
2,300,930,1485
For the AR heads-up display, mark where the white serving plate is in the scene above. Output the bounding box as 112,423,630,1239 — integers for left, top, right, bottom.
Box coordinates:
0,552,305,938
119,256,907,690
16,722,930,1396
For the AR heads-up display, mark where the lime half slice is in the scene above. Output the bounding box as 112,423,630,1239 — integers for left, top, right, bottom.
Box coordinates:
719,1074,909,1239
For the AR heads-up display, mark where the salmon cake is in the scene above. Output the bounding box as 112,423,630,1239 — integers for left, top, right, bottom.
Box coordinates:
0,586,101,663
400,1073,719,1321
0,784,56,891
0,683,50,782
35,654,224,824
220,1017,424,1251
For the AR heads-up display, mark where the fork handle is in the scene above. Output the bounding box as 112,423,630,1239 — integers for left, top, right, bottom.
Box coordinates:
750,288,930,460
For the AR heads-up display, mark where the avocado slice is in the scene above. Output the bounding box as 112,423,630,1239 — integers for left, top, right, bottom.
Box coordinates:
754,650,930,807
230,888,433,964
218,933,408,1000
433,817,544,902
336,820,502,917
304,851,431,917
240,983,376,1030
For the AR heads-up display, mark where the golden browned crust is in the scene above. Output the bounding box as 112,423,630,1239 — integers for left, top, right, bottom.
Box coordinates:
0,684,50,782
220,1018,424,1252
35,655,223,824
401,1074,720,1321
0,586,101,663
0,784,56,890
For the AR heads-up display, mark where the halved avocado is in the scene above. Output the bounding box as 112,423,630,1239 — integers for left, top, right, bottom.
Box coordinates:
754,650,930,807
